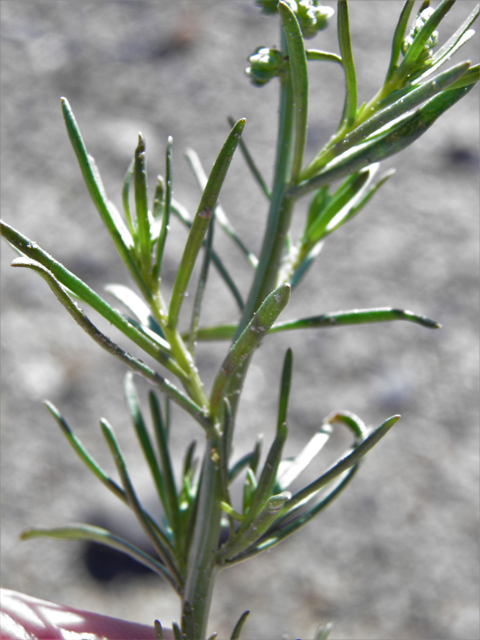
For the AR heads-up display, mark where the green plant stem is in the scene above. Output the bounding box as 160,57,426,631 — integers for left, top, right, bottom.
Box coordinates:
183,435,223,639
236,29,296,338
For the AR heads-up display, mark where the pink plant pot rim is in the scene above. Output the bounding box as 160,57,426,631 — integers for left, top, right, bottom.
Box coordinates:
0,588,173,640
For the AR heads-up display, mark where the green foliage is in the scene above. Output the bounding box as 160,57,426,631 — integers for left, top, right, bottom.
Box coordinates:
1,1,478,638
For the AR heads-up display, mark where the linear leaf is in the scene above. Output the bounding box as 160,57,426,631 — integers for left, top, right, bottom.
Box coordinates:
60,98,151,300
20,524,179,590
385,0,416,82
282,415,400,517
291,83,475,199
43,400,178,572
105,283,167,342
396,0,456,83
100,418,182,578
124,373,168,519
134,133,151,270
228,116,270,199
122,157,135,238
218,491,291,562
171,202,244,311
306,49,343,64
149,391,182,550
188,211,215,355
279,0,309,179
210,283,291,416
153,137,173,282
337,0,357,127
271,306,441,333
421,4,480,80
230,611,250,640
275,423,333,492
168,119,245,329
186,147,258,267
8,257,211,429
3,227,174,366
226,465,358,563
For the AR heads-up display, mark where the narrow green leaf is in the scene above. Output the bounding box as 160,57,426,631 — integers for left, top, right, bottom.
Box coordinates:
134,133,151,270
228,451,256,483
124,373,168,520
324,410,369,440
11,257,181,375
8,259,213,431
44,401,179,572
152,175,165,220
172,622,183,640
3,228,174,368
60,98,151,300
301,61,470,183
100,417,183,578
385,0,416,82
271,306,441,333
44,401,124,502
228,116,270,199
289,242,323,291
153,137,173,283
291,83,475,200
396,0,456,84
334,168,395,232
149,391,182,548
240,422,288,534
332,62,470,158
188,210,215,355
105,283,167,343
171,201,244,311
21,524,179,591
183,324,237,342
306,49,343,64
283,415,400,516
277,348,293,432
183,440,197,480
122,158,136,238
315,622,334,640
444,64,480,91
337,0,357,128
227,465,358,563
218,491,291,562
154,620,166,640
230,611,250,640
186,147,258,267
220,398,234,489
302,168,371,245
275,423,333,492
424,3,479,78
210,283,291,417
168,119,245,330
279,0,309,179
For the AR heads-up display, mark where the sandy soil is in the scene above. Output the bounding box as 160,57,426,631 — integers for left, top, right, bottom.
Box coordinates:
1,2,479,639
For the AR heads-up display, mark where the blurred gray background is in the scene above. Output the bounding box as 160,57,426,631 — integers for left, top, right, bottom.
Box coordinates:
1,2,479,639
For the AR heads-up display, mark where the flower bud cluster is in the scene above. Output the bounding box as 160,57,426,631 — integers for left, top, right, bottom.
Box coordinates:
402,7,438,68
246,46,285,86
256,0,334,39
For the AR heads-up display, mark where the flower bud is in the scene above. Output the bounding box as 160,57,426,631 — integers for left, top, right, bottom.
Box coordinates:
246,46,284,86
295,0,334,39
255,0,334,39
402,7,438,67
255,0,280,14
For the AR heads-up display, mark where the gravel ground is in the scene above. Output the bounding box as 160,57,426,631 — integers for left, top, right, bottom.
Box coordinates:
1,2,479,639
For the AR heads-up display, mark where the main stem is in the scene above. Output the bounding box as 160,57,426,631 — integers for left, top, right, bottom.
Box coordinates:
179,30,298,639
182,433,223,639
